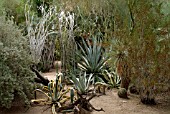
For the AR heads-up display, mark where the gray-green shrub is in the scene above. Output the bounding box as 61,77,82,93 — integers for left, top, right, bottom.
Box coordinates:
0,16,34,108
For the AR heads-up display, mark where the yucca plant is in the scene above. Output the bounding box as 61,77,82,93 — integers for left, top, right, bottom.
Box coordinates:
107,37,131,90
76,37,108,74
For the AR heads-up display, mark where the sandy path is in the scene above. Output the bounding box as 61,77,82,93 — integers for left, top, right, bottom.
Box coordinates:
91,90,170,114
42,61,61,80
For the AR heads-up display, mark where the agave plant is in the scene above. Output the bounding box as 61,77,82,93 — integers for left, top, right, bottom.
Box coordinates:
59,71,104,113
31,73,73,114
102,70,121,88
47,72,104,113
92,70,121,94
76,37,108,74
70,72,93,95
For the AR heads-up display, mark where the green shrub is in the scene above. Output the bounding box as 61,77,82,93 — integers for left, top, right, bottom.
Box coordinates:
0,16,34,108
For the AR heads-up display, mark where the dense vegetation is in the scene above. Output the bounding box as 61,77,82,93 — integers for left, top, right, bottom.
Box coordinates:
0,16,34,108
0,0,169,112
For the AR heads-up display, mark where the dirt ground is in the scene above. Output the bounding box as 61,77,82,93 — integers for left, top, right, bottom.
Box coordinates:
91,90,170,114
0,89,170,114
1,62,170,114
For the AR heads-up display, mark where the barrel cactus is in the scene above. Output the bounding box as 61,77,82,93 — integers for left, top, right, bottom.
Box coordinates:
118,88,128,98
129,85,139,94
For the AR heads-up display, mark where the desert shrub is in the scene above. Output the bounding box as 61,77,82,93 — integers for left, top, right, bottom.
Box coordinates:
0,0,26,25
109,0,170,104
0,16,34,108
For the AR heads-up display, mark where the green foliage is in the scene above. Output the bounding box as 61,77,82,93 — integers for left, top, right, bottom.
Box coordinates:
0,0,26,25
0,0,168,107
30,0,54,17
0,16,34,108
0,0,5,15
111,0,170,104
77,37,108,74
102,70,121,88
56,10,76,74
32,73,73,113
70,72,93,94
161,0,170,16
72,0,115,43
32,73,71,105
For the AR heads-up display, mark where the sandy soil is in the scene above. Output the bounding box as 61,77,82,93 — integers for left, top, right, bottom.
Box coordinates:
1,89,170,114
91,90,170,114
1,62,170,114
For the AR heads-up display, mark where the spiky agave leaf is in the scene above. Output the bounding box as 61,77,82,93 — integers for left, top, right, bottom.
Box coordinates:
52,104,57,114
71,73,83,93
85,73,93,91
77,37,108,74
32,73,71,109
31,99,48,104
58,88,70,102
34,89,51,100
102,70,121,88
70,72,93,94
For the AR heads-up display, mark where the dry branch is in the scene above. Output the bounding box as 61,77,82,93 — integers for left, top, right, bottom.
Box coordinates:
31,66,49,86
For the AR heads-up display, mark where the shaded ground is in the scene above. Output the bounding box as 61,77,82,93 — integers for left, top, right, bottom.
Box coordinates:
1,61,170,114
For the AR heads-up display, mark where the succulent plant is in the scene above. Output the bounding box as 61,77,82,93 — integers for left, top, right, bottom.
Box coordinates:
31,73,72,114
102,70,121,88
76,37,108,74
117,88,128,98
70,72,93,95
